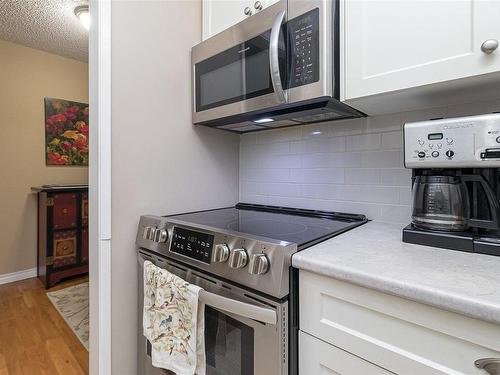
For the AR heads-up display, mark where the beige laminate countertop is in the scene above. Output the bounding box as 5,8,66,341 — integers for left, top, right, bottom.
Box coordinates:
292,221,500,324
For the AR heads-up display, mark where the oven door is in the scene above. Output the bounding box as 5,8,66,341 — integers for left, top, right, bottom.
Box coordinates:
138,251,288,375
192,1,288,128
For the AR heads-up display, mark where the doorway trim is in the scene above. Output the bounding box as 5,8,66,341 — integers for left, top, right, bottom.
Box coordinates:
89,0,112,374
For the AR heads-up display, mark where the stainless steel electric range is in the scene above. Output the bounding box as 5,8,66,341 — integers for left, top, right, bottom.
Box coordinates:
136,203,367,375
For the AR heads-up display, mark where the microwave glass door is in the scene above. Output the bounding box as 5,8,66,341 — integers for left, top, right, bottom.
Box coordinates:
195,29,287,113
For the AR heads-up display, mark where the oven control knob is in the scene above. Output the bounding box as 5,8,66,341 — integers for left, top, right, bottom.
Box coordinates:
229,248,248,269
212,244,230,263
143,226,154,240
153,229,168,243
248,253,269,275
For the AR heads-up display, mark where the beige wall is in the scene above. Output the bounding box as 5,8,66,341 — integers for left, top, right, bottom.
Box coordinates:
111,1,239,373
0,40,88,276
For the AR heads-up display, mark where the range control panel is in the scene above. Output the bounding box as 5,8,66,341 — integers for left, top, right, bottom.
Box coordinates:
287,8,319,89
404,113,500,168
170,226,214,264
135,215,298,299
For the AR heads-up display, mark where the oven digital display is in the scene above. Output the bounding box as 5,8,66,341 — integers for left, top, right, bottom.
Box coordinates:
170,227,214,264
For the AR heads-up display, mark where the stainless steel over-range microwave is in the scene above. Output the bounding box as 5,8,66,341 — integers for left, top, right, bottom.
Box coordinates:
191,0,364,133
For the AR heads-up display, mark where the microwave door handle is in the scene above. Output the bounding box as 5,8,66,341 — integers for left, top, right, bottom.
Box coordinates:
269,9,287,104
200,289,278,325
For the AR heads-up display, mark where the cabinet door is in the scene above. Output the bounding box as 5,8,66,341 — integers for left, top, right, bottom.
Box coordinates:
202,0,251,40
299,331,393,375
343,0,500,100
202,0,281,40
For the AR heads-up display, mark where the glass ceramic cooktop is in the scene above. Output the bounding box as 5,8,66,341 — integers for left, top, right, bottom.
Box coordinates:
166,205,367,249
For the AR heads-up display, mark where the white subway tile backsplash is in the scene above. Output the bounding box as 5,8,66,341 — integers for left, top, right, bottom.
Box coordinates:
242,168,291,183
331,152,362,168
267,154,302,169
346,133,381,151
380,168,412,186
379,205,412,224
256,127,301,144
301,153,332,169
362,113,403,133
398,187,413,205
381,131,402,149
290,168,345,184
260,183,301,197
359,150,402,168
359,186,400,204
239,100,500,224
291,136,346,154
345,169,380,185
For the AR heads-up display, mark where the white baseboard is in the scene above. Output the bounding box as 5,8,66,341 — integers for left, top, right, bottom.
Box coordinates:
0,267,37,285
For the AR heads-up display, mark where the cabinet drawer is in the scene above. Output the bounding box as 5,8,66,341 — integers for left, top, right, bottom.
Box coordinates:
51,193,77,229
52,230,77,268
300,270,500,374
300,331,393,375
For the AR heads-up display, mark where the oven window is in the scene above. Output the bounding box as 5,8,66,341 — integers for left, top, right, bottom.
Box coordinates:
205,306,254,375
195,29,286,113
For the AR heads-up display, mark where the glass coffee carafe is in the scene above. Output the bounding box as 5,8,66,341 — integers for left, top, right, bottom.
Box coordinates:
411,175,500,232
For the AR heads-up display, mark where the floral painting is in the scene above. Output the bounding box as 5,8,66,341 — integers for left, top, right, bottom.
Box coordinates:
45,98,89,166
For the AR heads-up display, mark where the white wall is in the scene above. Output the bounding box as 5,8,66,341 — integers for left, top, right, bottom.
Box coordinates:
111,1,239,373
240,99,500,224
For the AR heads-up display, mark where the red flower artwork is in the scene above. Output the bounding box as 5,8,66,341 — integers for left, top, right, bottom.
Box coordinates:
45,98,89,166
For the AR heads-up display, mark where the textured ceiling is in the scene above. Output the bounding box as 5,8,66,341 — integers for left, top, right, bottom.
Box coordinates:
0,0,88,62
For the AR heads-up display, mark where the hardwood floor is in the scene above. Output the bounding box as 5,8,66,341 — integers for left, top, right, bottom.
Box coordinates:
0,276,89,375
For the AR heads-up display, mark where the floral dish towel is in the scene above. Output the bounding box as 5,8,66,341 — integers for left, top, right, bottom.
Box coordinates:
143,260,206,375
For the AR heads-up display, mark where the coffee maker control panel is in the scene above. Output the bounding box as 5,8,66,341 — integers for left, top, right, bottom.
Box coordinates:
404,113,500,168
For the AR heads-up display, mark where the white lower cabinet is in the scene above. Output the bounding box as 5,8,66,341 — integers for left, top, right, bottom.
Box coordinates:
299,270,500,375
300,331,393,375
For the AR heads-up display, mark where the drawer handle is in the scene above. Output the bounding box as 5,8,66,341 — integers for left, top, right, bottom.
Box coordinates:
475,358,500,375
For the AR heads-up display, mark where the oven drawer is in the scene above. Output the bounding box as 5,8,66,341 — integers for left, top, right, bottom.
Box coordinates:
300,270,500,375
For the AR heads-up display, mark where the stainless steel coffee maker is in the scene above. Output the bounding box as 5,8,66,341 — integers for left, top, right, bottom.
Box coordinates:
403,113,500,256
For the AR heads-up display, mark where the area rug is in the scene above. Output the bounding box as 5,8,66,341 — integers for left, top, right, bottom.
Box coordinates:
47,282,89,350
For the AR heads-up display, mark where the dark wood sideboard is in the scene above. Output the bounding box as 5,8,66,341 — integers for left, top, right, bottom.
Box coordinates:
32,185,89,289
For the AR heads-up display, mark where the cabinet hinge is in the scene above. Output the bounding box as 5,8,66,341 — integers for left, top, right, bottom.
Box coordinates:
46,256,54,266
46,198,54,207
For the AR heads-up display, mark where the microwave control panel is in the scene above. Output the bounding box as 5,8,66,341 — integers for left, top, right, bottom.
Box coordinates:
288,8,319,89
404,113,500,168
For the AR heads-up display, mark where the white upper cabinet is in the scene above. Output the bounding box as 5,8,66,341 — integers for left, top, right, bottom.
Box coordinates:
343,0,500,101
202,0,280,40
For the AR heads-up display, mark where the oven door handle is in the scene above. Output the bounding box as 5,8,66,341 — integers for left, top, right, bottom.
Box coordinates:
269,9,287,104
138,253,278,326
200,289,277,325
